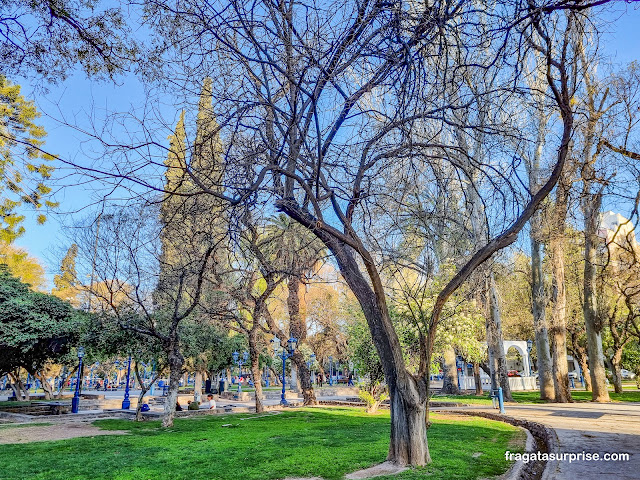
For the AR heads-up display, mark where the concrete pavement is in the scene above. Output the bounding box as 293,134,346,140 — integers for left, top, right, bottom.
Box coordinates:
433,402,640,480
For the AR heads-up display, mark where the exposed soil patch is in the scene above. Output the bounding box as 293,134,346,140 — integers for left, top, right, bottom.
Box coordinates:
281,477,324,480
0,422,128,444
345,461,408,479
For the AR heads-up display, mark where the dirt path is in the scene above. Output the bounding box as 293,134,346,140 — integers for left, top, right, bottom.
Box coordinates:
0,422,128,444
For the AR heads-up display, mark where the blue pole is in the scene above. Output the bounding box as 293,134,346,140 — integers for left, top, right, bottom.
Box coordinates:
150,360,156,395
497,387,505,414
329,359,333,386
122,355,132,409
71,357,83,413
280,352,288,405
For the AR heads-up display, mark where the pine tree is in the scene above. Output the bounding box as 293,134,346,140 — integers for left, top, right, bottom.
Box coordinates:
192,77,224,188
51,244,80,306
157,78,229,305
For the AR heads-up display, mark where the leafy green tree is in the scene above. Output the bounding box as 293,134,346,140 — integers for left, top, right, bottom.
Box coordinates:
0,265,83,399
0,76,57,242
347,312,387,413
0,241,46,290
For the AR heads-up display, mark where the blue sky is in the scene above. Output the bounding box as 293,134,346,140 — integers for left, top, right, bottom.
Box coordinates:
12,2,640,287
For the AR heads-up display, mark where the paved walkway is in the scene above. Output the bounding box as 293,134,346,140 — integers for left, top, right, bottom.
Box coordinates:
433,402,640,480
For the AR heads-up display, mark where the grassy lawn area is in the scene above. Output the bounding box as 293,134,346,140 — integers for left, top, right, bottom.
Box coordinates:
432,389,640,405
0,408,524,480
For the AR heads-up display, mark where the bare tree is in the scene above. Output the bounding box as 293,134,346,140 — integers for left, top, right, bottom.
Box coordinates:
48,0,617,466
71,202,219,427
1,0,137,82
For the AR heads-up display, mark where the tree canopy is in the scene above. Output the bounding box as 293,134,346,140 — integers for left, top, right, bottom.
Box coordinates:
0,265,83,376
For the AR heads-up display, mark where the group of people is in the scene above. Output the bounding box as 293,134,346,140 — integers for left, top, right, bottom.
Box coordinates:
175,394,217,411
314,372,354,386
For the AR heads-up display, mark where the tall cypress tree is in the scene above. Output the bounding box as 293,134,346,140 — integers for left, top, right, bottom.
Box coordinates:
158,78,228,303
51,243,80,305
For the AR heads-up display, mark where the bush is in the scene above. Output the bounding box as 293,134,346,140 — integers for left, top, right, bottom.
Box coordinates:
358,384,388,414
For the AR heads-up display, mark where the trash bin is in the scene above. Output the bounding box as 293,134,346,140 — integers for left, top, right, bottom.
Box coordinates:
219,378,225,393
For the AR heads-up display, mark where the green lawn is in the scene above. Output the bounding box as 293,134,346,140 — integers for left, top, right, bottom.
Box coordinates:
0,408,524,480
432,389,640,405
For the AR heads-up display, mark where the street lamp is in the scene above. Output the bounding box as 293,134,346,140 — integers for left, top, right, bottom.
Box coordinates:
328,355,333,386
122,355,132,409
456,358,463,390
271,337,298,405
526,340,533,377
232,351,248,392
71,347,85,414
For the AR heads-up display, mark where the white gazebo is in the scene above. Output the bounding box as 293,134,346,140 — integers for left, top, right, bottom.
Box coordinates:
459,340,536,391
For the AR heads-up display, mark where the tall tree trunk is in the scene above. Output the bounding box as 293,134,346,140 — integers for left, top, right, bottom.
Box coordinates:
9,371,29,400
582,195,610,402
134,365,160,422
248,329,264,413
550,242,572,402
609,348,624,394
486,274,513,402
327,237,429,464
193,371,202,404
162,345,184,428
549,192,572,402
525,62,557,402
278,202,430,465
473,363,483,396
570,333,592,391
440,347,460,395
389,383,428,465
292,350,315,405
531,230,555,400
269,366,281,385
55,367,76,399
35,372,54,400
287,275,317,405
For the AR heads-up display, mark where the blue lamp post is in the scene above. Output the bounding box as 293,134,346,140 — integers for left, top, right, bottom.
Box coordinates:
271,337,298,405
71,346,85,414
150,360,156,395
328,356,333,386
122,355,132,409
